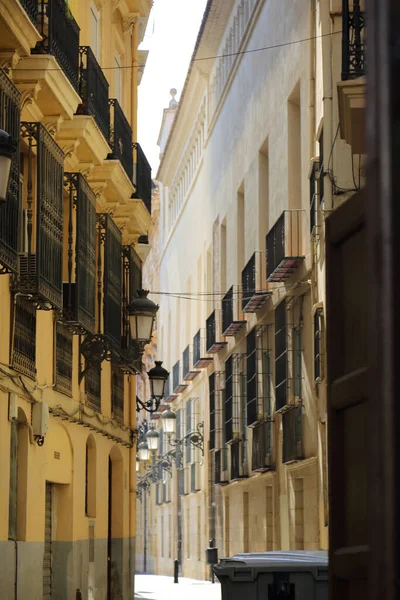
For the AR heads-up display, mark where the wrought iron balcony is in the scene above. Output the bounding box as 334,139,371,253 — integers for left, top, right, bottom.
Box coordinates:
20,0,39,26
342,0,366,81
108,99,133,181
183,345,200,382
11,296,36,379
62,173,96,334
118,245,142,374
222,286,245,335
230,439,248,481
266,210,305,282
282,406,303,464
193,329,213,369
85,364,101,411
172,360,187,394
0,70,20,274
241,253,270,312
77,46,110,141
33,0,80,91
246,325,273,426
99,214,122,349
206,310,227,354
19,122,64,310
55,324,72,396
111,364,124,422
133,142,152,214
251,421,273,472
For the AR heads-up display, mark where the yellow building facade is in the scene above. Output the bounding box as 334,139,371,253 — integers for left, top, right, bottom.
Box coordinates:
136,0,365,581
0,0,153,598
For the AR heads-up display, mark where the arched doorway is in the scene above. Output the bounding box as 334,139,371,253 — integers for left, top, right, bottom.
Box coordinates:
108,446,124,600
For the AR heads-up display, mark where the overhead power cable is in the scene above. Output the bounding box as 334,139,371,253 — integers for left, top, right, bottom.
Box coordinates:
10,30,341,73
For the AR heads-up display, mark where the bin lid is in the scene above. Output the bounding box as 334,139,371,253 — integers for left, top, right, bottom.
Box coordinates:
215,550,328,572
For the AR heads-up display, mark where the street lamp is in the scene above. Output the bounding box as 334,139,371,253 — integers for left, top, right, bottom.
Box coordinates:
146,426,159,452
148,361,169,401
127,290,159,346
138,440,150,461
0,129,17,204
160,407,176,435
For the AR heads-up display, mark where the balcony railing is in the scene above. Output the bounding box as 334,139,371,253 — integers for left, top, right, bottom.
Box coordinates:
172,360,187,394
282,406,303,464
222,286,245,336
133,143,152,214
241,252,270,312
77,46,110,141
182,345,200,382
266,210,305,282
85,365,101,411
230,439,247,481
20,0,39,26
108,99,133,181
100,214,122,348
55,324,72,396
33,0,80,91
11,296,36,379
193,329,213,369
342,0,366,81
111,364,124,421
247,326,273,426
206,310,227,354
20,123,64,310
63,173,96,334
0,70,20,274
252,421,273,471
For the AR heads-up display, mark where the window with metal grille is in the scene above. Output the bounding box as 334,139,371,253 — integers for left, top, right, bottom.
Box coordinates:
275,301,287,411
186,398,192,464
183,346,190,379
247,326,273,424
319,129,324,203
252,421,273,471
225,356,233,443
55,323,73,396
206,310,216,352
111,364,124,421
314,308,324,381
282,406,303,464
293,327,302,398
12,296,36,379
102,214,122,348
173,360,180,392
193,329,201,366
85,365,101,411
310,160,319,234
209,373,216,450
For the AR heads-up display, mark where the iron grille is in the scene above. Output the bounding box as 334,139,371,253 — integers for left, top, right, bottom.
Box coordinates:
173,361,180,392
0,70,20,274
11,296,36,378
111,364,124,421
230,439,245,480
185,398,192,464
314,309,323,380
193,329,201,365
20,123,64,309
266,210,304,282
85,365,101,411
133,142,152,213
242,254,256,310
102,214,122,348
63,173,96,333
77,46,110,141
342,0,366,80
20,0,38,25
225,356,233,443
33,0,80,91
319,130,324,204
310,161,319,234
275,301,288,410
246,329,257,425
120,245,142,373
282,406,303,464
183,346,190,379
108,99,133,181
252,421,273,471
222,286,234,333
247,326,273,425
209,372,215,450
206,311,216,352
55,323,72,396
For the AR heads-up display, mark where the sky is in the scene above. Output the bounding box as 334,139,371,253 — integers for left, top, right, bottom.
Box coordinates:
138,0,208,176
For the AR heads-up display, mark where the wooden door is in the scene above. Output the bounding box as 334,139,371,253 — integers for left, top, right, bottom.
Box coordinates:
326,191,368,597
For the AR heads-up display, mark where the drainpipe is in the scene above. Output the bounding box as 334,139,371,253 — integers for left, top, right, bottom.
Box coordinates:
129,375,137,598
309,0,316,160
9,538,17,600
320,0,334,212
130,15,139,142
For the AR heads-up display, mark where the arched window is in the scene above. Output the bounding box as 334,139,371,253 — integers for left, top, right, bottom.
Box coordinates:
85,436,96,517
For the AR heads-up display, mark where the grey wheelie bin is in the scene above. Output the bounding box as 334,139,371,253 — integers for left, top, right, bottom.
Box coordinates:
213,550,328,600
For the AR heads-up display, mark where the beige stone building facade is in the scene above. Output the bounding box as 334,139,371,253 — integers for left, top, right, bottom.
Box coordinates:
136,0,365,581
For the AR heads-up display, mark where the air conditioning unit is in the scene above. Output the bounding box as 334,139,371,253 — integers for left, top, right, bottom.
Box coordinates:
32,402,49,437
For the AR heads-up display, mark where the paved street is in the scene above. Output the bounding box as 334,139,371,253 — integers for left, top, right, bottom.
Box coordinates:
134,574,222,600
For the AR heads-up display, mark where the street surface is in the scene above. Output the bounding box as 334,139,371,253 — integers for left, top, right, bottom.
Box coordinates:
134,574,222,600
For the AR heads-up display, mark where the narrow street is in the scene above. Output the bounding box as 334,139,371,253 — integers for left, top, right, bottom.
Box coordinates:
134,574,222,600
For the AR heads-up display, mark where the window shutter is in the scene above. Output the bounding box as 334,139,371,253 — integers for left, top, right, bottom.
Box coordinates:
275,301,287,410
225,356,233,442
246,328,257,425
209,373,216,450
